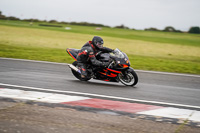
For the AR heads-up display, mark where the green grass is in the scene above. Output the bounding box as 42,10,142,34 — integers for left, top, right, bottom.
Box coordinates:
0,20,200,74
1,20,200,47
0,44,73,63
0,43,199,74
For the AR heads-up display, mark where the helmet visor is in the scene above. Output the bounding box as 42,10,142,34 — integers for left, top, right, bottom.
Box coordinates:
96,41,103,48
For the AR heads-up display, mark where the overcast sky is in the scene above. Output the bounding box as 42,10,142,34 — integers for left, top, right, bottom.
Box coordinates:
0,0,200,31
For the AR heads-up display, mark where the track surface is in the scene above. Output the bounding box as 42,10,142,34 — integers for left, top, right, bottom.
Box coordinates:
0,58,200,107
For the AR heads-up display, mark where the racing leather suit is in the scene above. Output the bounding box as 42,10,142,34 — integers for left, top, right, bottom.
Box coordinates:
76,41,113,77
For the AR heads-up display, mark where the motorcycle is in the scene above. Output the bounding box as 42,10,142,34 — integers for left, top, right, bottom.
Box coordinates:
66,48,138,86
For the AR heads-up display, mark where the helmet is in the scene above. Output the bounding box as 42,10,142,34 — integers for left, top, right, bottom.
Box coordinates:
92,36,104,49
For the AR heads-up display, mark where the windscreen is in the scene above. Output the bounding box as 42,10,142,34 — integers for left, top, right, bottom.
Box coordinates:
110,48,124,58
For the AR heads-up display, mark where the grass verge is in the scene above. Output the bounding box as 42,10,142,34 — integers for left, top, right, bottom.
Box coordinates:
0,44,199,74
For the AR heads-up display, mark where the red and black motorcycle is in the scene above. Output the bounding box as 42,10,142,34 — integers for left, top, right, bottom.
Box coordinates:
66,48,138,86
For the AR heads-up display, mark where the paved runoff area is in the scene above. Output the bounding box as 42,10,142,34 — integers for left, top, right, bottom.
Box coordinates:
0,87,200,129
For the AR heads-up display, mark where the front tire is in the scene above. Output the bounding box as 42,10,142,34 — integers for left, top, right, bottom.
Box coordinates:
118,68,138,86
71,61,91,81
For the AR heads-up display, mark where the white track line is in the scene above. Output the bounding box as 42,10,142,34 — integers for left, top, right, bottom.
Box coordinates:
137,107,200,122
0,88,90,103
1,57,200,78
0,83,200,110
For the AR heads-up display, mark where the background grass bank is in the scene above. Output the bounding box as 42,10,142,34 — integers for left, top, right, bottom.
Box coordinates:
0,20,200,74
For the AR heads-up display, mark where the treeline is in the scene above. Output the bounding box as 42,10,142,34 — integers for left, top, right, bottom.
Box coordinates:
144,26,200,34
0,11,200,34
0,11,20,21
145,26,182,32
0,11,110,27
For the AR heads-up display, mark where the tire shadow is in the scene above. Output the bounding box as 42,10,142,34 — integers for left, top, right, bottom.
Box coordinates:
69,79,137,89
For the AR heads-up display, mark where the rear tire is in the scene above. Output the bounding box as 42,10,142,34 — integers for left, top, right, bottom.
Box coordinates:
118,69,138,86
71,61,91,81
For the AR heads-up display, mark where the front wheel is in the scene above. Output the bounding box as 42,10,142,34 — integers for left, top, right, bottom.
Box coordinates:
118,69,138,86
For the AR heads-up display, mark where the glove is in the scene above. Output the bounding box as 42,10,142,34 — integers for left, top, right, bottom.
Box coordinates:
110,49,114,53
112,50,117,54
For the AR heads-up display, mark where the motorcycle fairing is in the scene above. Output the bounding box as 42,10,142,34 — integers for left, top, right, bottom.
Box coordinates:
107,68,121,74
96,68,121,82
99,69,117,78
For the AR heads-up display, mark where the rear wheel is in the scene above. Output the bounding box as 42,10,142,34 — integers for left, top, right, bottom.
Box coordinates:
118,69,138,86
71,61,91,81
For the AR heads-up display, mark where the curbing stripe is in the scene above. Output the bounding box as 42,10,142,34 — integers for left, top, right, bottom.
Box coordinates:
1,88,200,124
0,88,90,103
0,83,200,110
62,98,163,113
137,107,200,122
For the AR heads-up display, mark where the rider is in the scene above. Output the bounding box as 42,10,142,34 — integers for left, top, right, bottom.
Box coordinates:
76,36,113,78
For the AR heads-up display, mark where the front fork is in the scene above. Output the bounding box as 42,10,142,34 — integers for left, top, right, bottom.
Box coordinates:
117,68,132,81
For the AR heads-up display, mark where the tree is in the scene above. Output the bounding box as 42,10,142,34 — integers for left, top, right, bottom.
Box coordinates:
145,27,160,31
188,27,200,34
163,26,182,33
7,16,20,20
114,24,129,29
163,26,176,32
49,20,58,23
0,11,6,19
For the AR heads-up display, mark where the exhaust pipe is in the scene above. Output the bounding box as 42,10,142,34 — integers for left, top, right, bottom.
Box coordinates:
68,64,81,73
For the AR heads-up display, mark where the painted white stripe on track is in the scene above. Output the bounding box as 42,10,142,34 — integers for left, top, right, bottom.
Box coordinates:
0,83,200,109
1,57,200,78
137,107,200,122
0,88,90,103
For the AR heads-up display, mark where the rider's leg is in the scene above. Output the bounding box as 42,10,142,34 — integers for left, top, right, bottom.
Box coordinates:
78,63,87,78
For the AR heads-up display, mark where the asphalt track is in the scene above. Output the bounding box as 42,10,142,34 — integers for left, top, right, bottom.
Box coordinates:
0,58,200,108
